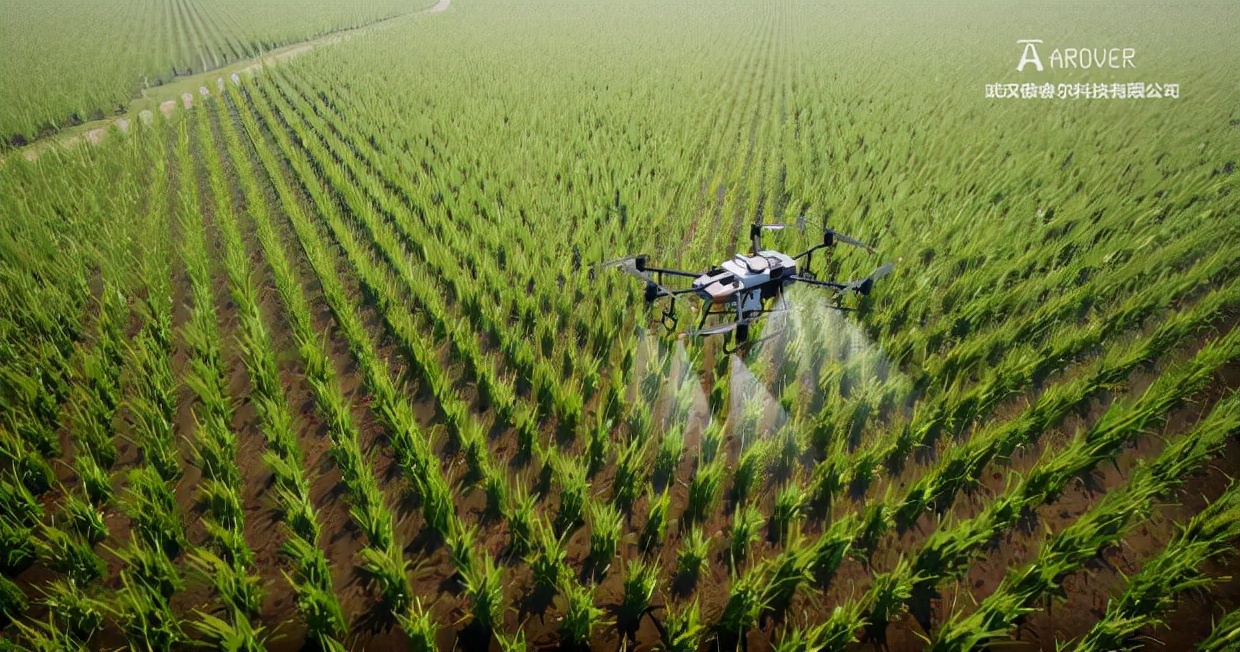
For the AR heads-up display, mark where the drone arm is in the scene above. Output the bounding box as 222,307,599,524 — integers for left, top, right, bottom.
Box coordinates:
792,243,827,261
789,275,849,291
642,265,702,279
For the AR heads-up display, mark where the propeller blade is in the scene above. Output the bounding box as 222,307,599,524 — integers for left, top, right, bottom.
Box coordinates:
692,322,739,337
602,254,643,269
761,224,788,231
869,262,895,281
827,228,875,253
843,262,895,295
604,255,679,299
799,217,879,254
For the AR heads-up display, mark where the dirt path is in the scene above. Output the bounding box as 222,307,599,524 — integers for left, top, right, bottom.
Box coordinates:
4,0,452,164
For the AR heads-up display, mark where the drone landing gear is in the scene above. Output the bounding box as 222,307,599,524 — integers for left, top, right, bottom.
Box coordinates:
659,300,678,332
722,322,751,355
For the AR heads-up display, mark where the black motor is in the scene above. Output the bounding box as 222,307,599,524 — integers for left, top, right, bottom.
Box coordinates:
644,281,660,302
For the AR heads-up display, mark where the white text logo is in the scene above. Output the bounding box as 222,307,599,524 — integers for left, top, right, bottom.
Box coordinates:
1017,40,1135,71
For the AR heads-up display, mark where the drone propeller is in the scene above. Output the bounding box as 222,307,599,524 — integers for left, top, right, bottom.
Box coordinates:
794,216,878,254
603,255,681,301
690,321,744,337
826,228,876,254
844,262,895,295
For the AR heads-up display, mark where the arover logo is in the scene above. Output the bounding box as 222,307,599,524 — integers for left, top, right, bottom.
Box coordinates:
1017,39,1136,71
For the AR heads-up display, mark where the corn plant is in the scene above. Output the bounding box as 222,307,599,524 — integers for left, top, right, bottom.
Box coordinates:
1199,607,1240,652
10,615,80,652
0,574,26,627
864,556,918,644
769,482,806,545
717,568,771,643
810,514,855,586
288,571,347,646
684,459,725,528
620,557,659,625
350,487,396,552
447,518,479,578
111,539,184,599
731,439,769,506
360,543,413,615
640,488,671,554
0,517,34,574
73,453,113,506
111,575,186,652
559,580,606,648
584,415,611,479
700,422,724,466
662,599,707,652
0,475,42,527
482,462,509,518
417,465,456,541
275,485,321,545
397,598,438,652
527,522,569,592
611,436,645,514
728,502,764,571
198,479,245,532
653,426,684,486
280,536,334,591
463,552,505,633
203,519,255,569
190,548,264,617
587,500,624,576
192,609,269,652
676,526,711,586
0,431,53,495
554,454,590,534
122,466,186,557
506,485,538,557
39,578,105,640
34,523,104,584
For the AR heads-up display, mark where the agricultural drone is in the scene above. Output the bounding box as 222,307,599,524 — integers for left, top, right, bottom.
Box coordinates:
607,221,893,350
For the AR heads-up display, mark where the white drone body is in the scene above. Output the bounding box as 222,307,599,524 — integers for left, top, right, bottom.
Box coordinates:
691,250,799,313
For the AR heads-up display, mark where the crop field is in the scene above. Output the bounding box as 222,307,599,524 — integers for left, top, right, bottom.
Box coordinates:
1,0,1238,650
